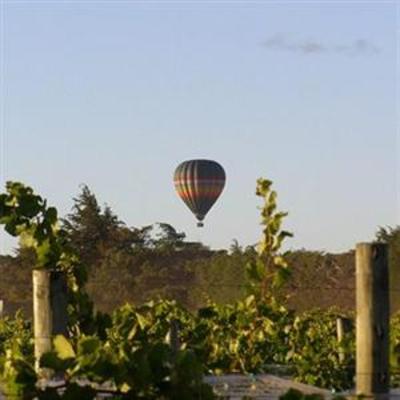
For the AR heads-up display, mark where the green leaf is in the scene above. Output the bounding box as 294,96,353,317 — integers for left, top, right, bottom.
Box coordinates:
36,238,52,267
256,178,273,196
40,351,74,373
4,218,19,236
77,336,100,355
18,193,43,218
135,313,149,329
244,295,255,308
45,207,58,225
272,267,291,288
53,335,75,359
246,261,263,283
256,259,266,280
19,231,37,249
0,194,12,218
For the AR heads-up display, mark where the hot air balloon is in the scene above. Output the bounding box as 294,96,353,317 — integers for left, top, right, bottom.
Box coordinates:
174,159,226,227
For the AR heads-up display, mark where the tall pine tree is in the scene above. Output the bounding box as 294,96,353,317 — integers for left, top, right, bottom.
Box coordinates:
63,185,124,267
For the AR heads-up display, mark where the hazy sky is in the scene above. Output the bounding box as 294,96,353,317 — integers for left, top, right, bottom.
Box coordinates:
0,1,398,254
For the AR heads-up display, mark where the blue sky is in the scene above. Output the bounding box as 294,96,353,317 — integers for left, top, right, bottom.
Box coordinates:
0,1,397,254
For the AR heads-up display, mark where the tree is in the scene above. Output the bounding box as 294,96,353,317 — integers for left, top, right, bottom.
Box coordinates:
376,226,400,312
62,185,141,268
153,223,186,252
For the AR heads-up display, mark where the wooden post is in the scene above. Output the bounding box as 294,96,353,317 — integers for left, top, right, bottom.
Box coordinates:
356,242,389,398
50,271,68,337
336,317,353,363
336,317,345,364
169,319,180,359
33,269,52,376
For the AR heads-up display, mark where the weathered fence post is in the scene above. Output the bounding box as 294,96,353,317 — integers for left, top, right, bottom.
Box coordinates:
33,269,52,376
336,317,352,364
356,242,389,398
33,270,69,377
50,271,69,337
169,319,180,359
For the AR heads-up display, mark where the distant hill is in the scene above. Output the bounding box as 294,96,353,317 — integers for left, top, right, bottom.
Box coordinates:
0,248,356,317
0,184,397,317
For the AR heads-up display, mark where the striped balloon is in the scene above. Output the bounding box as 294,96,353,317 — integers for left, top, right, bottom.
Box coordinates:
174,159,226,227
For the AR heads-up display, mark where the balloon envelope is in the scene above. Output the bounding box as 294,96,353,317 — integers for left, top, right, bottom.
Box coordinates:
174,159,226,226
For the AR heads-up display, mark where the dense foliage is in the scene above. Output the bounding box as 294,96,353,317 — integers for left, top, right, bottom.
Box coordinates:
0,184,357,316
0,301,357,398
0,180,399,398
0,182,95,335
0,312,35,398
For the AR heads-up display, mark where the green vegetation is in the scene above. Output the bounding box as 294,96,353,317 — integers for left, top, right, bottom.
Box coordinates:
0,184,357,316
0,182,96,335
0,179,399,398
0,301,359,398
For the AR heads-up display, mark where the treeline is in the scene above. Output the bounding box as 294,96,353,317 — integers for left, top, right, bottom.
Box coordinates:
0,185,398,316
